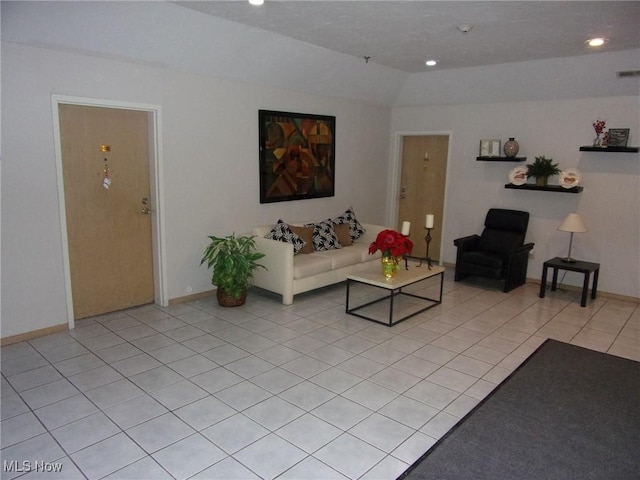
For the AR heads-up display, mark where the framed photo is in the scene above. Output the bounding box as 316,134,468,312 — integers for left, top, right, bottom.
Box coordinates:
259,110,336,203
607,128,630,147
479,139,501,157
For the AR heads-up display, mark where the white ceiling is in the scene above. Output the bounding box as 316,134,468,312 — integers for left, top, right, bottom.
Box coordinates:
175,1,640,73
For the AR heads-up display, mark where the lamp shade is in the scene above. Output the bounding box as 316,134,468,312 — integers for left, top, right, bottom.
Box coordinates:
558,213,587,233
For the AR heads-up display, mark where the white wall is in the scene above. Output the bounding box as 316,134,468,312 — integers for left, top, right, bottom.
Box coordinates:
394,49,640,107
2,1,639,340
390,97,640,298
1,41,391,338
1,1,407,108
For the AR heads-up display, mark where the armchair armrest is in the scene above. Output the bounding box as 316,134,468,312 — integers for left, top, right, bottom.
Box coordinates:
508,242,535,256
504,242,535,293
453,234,480,250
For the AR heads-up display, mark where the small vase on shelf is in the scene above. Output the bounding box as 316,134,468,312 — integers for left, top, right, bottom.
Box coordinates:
503,138,520,157
593,133,605,147
592,119,606,147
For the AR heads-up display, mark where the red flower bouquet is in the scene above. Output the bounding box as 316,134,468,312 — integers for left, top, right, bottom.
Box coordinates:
592,119,606,135
369,229,414,258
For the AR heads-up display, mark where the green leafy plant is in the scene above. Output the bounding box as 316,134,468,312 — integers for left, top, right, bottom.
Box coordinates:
526,156,561,179
201,234,265,300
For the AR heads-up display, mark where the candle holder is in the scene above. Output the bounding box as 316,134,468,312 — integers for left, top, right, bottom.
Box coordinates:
401,234,411,270
412,227,433,269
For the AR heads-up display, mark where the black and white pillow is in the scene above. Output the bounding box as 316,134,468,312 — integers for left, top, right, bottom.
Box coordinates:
333,206,366,241
305,219,343,251
265,219,306,254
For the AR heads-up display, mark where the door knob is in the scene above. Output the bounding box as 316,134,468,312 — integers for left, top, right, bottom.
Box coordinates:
141,207,151,214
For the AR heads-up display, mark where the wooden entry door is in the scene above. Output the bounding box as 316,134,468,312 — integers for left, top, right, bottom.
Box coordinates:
397,135,448,261
59,104,154,319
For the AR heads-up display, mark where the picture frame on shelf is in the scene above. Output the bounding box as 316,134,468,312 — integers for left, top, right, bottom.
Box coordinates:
479,139,501,157
607,128,630,147
259,109,336,204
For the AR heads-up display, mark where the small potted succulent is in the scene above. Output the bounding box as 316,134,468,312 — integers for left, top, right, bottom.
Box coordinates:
201,233,265,307
526,156,561,187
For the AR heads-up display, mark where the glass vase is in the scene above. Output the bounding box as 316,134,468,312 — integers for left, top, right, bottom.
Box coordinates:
381,256,400,279
593,132,605,147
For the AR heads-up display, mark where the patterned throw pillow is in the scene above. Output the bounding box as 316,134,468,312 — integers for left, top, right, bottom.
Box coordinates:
333,206,366,241
305,219,343,251
265,219,306,255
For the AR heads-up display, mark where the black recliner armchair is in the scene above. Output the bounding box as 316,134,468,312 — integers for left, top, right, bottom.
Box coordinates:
453,209,534,292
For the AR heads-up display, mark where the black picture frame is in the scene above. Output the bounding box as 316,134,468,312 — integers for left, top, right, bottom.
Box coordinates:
259,110,336,203
607,128,630,147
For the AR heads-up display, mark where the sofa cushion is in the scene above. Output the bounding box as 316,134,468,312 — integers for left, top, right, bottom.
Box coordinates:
305,219,343,251
311,247,363,269
290,225,315,254
265,219,306,255
333,206,366,241
350,243,379,262
293,254,333,279
334,223,352,247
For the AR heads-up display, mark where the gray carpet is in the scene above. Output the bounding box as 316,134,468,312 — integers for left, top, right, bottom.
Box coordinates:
398,339,640,480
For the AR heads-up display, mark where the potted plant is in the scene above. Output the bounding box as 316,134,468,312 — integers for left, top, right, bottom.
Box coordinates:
526,156,561,187
201,233,265,307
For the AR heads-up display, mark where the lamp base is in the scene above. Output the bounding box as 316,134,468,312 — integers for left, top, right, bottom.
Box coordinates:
561,257,577,263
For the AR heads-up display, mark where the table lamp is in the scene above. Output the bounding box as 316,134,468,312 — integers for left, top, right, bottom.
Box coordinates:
558,213,587,263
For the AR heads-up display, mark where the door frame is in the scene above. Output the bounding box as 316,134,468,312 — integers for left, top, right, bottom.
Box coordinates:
386,131,453,264
51,94,168,329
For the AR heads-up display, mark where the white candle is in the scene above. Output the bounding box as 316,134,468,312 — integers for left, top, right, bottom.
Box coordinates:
401,221,411,236
426,214,434,229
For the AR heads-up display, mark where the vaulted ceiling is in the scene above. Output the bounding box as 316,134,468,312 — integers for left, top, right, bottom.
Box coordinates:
175,1,640,73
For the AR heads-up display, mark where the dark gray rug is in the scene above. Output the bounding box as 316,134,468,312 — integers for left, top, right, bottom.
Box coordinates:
398,339,640,480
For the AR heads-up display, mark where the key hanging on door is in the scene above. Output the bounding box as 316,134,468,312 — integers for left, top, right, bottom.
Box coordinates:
103,161,112,189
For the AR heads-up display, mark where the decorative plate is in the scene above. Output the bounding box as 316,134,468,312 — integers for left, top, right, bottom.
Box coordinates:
509,166,528,186
560,169,582,189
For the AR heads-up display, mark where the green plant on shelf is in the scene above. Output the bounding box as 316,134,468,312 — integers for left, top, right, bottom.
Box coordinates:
526,156,561,186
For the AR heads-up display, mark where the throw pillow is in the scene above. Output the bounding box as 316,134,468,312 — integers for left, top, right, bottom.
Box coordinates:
265,219,306,255
289,225,315,254
333,206,365,241
305,219,343,251
334,223,352,247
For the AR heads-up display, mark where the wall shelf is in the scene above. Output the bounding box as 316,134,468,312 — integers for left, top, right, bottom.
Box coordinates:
477,156,526,162
504,184,583,193
579,146,638,153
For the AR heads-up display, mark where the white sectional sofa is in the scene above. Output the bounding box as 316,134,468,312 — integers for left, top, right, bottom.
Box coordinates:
251,222,386,305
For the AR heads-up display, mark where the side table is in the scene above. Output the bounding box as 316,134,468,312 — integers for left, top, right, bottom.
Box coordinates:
539,256,600,307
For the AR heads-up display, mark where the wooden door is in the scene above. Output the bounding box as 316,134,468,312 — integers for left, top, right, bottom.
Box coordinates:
59,104,154,319
398,135,448,261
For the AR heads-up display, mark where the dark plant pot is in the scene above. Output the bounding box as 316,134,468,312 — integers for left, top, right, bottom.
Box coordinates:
216,288,247,307
535,176,549,187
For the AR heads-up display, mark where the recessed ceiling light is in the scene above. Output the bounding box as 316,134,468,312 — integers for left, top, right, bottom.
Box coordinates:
248,0,264,6
425,60,437,67
586,37,608,47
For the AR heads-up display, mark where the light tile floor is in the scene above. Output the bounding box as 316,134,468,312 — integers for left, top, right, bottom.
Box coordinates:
2,269,639,479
